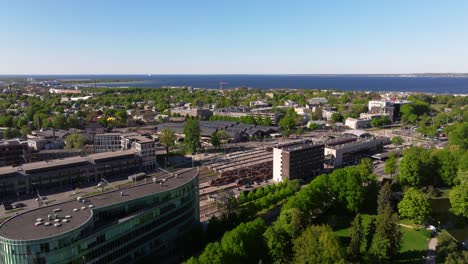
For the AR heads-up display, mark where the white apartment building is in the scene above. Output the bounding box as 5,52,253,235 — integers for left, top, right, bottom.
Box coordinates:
345,118,371,129
123,135,157,170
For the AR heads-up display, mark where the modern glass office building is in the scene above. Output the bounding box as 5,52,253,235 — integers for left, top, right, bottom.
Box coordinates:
0,168,199,264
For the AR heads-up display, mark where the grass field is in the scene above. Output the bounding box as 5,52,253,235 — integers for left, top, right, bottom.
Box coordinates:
334,214,430,264
396,227,430,264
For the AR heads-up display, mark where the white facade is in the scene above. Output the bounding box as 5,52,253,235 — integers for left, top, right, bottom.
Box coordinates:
126,136,158,170
345,118,371,129
322,109,337,121
325,138,390,167
273,148,283,182
368,100,390,111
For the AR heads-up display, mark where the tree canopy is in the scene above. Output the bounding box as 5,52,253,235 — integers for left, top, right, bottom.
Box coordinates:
398,187,431,224
292,225,345,264
184,118,201,153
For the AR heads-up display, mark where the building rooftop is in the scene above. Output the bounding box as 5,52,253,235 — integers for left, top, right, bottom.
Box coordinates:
0,150,137,176
0,168,199,241
280,142,324,152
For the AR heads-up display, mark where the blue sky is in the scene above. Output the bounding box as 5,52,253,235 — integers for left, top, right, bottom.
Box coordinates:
1,0,467,74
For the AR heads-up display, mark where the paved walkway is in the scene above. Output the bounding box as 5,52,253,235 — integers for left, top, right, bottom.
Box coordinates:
426,237,437,264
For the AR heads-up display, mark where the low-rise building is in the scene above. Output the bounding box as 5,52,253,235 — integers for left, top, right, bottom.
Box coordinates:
345,118,371,129
322,108,338,121
171,108,212,120
93,133,123,153
0,150,142,198
123,135,157,170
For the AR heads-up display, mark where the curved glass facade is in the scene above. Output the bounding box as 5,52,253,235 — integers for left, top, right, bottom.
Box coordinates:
0,170,199,264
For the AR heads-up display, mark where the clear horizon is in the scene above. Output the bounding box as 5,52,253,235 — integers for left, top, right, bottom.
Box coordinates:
2,0,468,74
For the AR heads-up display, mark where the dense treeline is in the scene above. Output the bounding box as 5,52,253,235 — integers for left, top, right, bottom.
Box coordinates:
186,160,380,263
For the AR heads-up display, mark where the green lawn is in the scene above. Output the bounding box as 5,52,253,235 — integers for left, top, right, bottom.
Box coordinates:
395,227,430,264
334,215,430,264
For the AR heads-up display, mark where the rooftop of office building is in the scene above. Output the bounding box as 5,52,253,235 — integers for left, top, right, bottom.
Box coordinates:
0,168,199,241
0,150,137,177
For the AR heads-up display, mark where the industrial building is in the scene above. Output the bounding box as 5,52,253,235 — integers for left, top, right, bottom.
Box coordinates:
0,150,142,198
0,168,200,264
324,137,390,167
207,148,273,186
273,140,325,182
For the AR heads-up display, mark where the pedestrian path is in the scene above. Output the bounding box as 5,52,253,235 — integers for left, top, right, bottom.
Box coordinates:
426,237,437,264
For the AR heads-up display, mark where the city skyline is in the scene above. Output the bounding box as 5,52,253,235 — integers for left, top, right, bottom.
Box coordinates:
1,0,468,74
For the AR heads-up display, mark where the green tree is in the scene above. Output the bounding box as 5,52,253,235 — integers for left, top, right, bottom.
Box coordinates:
211,131,220,149
436,232,459,263
432,149,460,186
292,225,345,264
115,109,128,125
184,118,201,153
384,151,398,177
391,136,404,146
159,128,176,164
377,182,393,214
52,114,66,129
307,122,319,130
278,108,297,132
216,190,240,220
449,181,468,218
370,206,402,262
65,133,86,149
444,251,468,264
365,217,376,251
331,112,343,123
348,214,363,261
295,127,304,135
20,125,31,137
398,147,433,186
398,187,431,224
3,128,21,139
447,123,468,149
263,116,273,126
